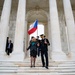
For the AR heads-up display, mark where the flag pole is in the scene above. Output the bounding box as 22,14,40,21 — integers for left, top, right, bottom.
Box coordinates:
37,19,38,36
37,25,38,36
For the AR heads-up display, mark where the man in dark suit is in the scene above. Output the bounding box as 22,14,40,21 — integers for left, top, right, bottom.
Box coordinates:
7,40,13,55
40,34,50,69
5,37,9,53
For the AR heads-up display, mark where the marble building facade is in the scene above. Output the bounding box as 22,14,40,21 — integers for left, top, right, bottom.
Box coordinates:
0,0,75,60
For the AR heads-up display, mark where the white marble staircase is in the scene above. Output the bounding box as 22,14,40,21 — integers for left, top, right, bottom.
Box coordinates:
0,59,75,75
0,51,75,75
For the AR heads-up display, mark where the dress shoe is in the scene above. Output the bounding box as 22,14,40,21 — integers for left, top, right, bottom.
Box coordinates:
45,66,49,69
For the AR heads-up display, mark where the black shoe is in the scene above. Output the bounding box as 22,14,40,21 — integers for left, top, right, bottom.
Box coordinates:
30,66,32,68
7,54,10,56
42,65,45,67
33,65,35,67
45,66,49,69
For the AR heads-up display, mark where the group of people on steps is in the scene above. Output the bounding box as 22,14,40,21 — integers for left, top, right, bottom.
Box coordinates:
5,34,50,69
27,34,50,69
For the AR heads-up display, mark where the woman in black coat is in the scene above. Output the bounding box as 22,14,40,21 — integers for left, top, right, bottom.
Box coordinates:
27,37,38,67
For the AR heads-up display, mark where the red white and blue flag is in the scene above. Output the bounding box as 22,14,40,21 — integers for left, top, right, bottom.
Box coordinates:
28,20,38,35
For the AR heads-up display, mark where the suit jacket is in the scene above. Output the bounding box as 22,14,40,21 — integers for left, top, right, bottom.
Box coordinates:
7,43,13,53
40,38,50,51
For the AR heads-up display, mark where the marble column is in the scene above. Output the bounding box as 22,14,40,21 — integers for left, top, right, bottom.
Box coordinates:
49,0,67,61
63,0,75,52
48,18,52,59
24,19,28,58
0,0,12,52
49,0,62,52
13,0,26,53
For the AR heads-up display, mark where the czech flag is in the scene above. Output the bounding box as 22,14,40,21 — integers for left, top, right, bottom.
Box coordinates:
28,20,38,35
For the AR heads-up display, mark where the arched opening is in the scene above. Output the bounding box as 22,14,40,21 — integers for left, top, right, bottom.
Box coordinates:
25,9,49,58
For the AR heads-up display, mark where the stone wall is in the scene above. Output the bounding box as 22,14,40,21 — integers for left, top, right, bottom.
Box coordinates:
8,10,17,43
8,21,16,43
73,11,75,21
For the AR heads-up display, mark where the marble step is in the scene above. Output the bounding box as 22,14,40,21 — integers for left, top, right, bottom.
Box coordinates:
0,73,75,75
0,63,75,68
0,67,75,73
0,66,75,70
0,61,75,64
0,61,75,66
0,61,75,75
